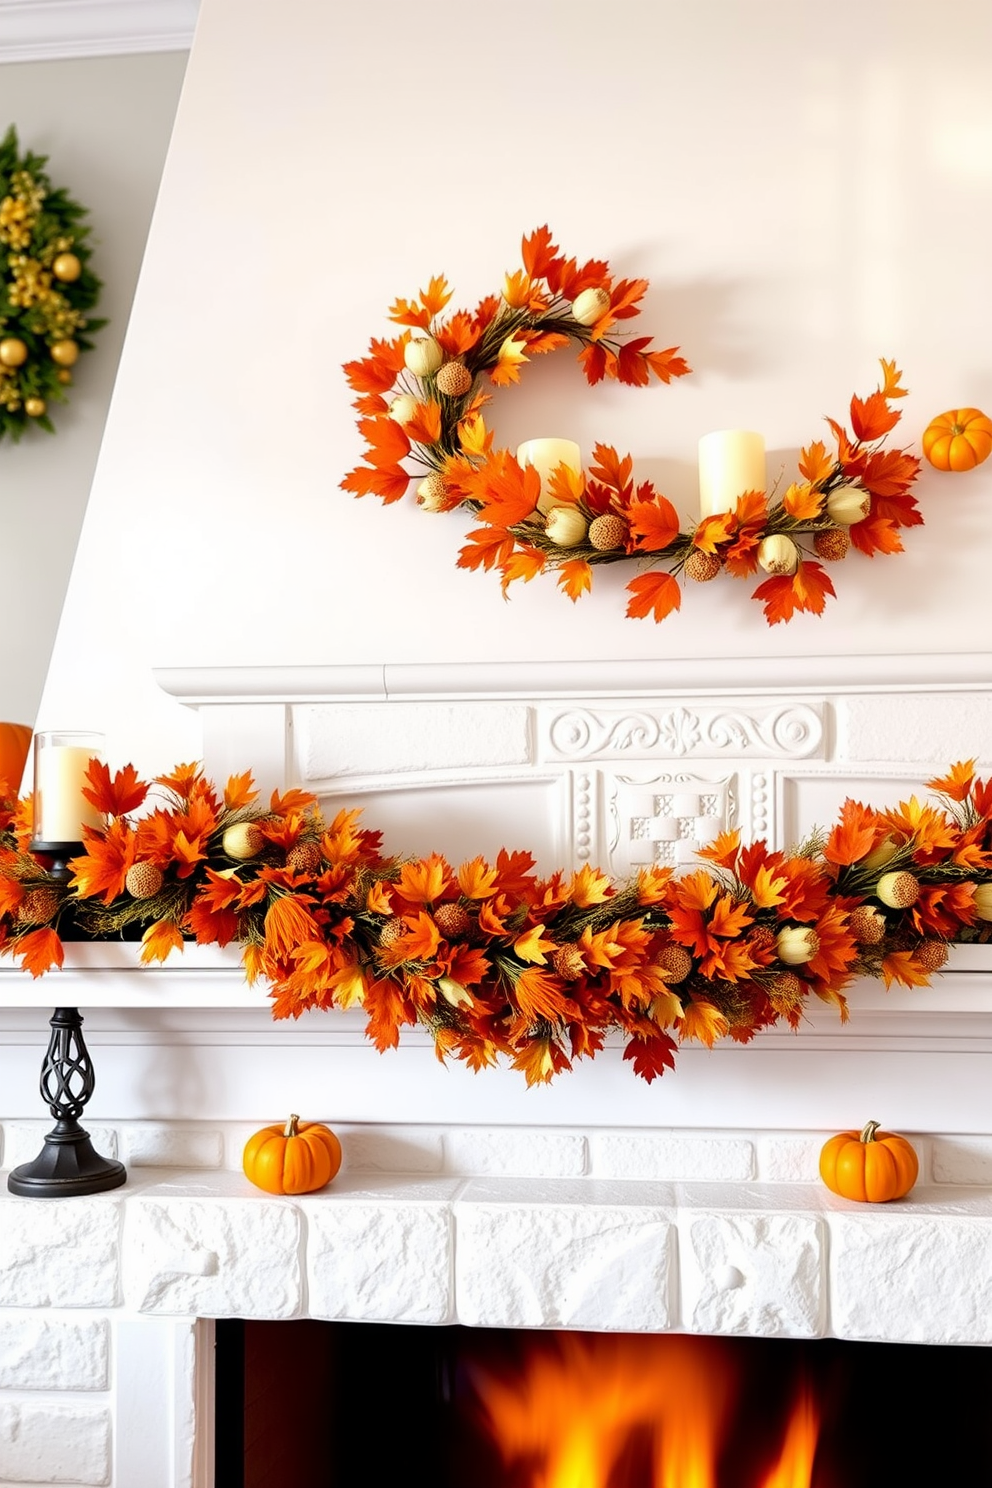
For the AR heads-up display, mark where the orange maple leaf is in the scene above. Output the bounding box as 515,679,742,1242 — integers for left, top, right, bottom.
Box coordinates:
645,347,691,384
512,966,573,1024
490,337,529,386
850,389,901,443
500,548,546,593
881,949,936,990
69,819,136,904
824,799,885,866
403,401,443,447
343,335,408,394
628,493,680,553
754,562,836,625
223,772,258,811
849,514,904,558
457,527,516,573
625,570,682,623
781,482,823,521
926,760,976,803
879,358,907,399
557,559,593,603
858,449,921,502
139,918,185,965
567,863,614,908
366,880,393,915
387,296,432,330
340,464,411,503
357,416,411,470
521,225,559,281
696,830,743,870
457,856,499,900
17,926,64,977
397,853,451,905
681,999,730,1048
263,895,320,957
81,760,147,819
622,1031,678,1082
798,441,835,485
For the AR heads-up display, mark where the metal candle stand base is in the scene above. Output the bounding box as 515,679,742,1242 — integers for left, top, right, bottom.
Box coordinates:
7,841,128,1198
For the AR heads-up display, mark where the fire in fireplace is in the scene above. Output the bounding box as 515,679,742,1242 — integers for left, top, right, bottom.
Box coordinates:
213,1321,992,1486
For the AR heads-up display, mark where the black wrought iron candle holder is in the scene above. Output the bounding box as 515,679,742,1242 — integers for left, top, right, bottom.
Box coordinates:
7,841,127,1198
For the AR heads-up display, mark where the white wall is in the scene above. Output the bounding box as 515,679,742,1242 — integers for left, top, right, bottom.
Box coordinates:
0,50,187,730
35,0,992,781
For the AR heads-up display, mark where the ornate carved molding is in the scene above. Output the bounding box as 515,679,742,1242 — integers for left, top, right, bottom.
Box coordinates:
546,704,823,762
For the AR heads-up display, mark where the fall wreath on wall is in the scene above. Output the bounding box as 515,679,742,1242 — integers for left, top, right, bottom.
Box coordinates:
341,226,932,626
0,126,104,441
2,758,992,1085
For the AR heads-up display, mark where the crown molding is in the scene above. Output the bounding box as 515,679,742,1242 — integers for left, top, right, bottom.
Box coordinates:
0,0,197,62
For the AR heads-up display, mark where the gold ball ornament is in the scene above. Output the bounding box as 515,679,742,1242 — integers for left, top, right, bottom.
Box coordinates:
56,370,73,385
50,340,79,367
0,337,29,368
813,527,851,562
588,513,629,551
435,360,473,398
52,252,82,282
684,549,722,582
125,861,165,900
222,821,265,860
24,397,46,417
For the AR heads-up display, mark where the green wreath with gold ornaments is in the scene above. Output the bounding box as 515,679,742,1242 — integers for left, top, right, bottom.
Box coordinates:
0,126,105,441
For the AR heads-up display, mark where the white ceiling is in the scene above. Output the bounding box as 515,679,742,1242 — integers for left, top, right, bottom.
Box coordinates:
0,0,197,62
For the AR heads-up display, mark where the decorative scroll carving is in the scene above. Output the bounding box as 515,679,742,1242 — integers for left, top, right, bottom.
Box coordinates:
546,704,823,762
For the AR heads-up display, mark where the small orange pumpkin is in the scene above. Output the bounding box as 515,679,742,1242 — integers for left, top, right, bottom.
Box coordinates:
243,1114,342,1195
819,1120,918,1203
922,407,992,472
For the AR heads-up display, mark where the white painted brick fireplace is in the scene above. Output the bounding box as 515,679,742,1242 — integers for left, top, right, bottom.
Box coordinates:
4,658,992,1485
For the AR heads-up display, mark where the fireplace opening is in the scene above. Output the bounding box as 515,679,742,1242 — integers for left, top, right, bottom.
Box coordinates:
213,1320,992,1487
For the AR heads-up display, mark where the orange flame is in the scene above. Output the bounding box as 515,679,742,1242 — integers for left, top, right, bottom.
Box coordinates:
469,1334,821,1488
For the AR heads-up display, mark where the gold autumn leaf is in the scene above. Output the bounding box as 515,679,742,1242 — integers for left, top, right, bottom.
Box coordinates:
490,337,529,386
782,481,823,521
513,923,554,964
681,999,731,1048
140,918,185,965
366,880,393,915
457,413,491,459
567,863,614,908
457,855,500,900
879,358,907,399
881,949,935,990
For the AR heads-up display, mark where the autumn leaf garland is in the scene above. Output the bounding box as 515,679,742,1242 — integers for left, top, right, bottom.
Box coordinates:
3,757,992,1085
341,227,925,625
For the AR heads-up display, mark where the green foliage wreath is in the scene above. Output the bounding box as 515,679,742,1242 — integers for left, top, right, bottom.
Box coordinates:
0,126,105,441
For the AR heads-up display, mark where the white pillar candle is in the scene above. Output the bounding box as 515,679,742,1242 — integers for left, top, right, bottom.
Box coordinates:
516,438,582,514
698,429,766,520
33,731,105,844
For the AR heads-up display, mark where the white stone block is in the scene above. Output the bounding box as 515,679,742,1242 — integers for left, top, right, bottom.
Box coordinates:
829,1194,992,1343
0,1316,109,1391
455,1178,676,1331
931,1135,992,1185
443,1128,586,1178
591,1132,754,1182
124,1182,302,1317
298,701,532,776
0,1401,111,1485
757,1134,824,1183
679,1190,824,1338
123,1124,224,1168
0,1197,121,1308
3,1122,119,1172
302,1176,457,1323
337,1125,444,1174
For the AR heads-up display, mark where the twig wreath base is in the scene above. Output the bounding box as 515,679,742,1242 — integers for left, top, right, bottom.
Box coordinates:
342,227,923,626
3,758,992,1086
0,127,104,441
